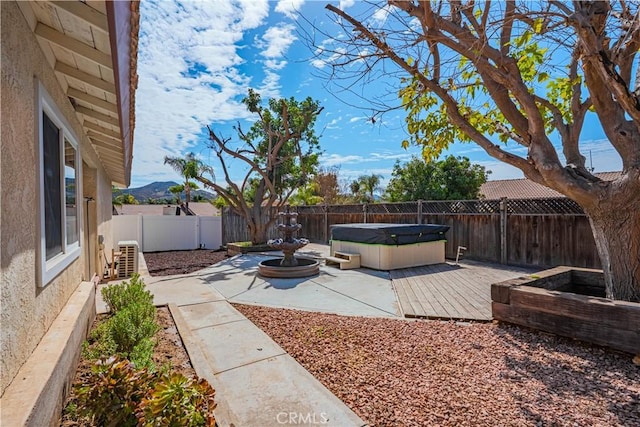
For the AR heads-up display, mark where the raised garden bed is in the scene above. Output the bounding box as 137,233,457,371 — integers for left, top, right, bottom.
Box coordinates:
226,242,275,256
491,266,640,355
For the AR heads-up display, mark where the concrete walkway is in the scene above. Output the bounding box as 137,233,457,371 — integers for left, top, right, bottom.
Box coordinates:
97,245,370,426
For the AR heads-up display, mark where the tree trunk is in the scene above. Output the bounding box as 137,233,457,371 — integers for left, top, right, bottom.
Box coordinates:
248,207,269,245
249,223,268,245
585,194,640,302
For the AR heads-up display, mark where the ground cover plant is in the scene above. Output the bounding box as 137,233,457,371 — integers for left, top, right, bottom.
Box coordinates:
62,275,216,426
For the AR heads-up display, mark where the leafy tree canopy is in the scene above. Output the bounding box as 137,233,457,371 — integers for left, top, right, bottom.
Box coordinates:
316,1,640,301
349,173,383,203
386,156,490,202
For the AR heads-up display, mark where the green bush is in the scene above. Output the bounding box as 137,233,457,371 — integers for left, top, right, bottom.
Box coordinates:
83,321,117,360
108,300,159,354
129,337,156,371
84,275,159,369
102,273,154,314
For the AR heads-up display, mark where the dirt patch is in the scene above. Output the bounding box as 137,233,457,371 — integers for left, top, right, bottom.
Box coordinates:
153,306,196,377
233,303,640,427
144,249,228,276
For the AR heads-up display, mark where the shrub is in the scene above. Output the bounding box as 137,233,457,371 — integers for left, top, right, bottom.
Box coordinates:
108,300,159,354
129,337,156,371
71,276,216,425
102,273,154,314
137,372,217,427
85,275,159,369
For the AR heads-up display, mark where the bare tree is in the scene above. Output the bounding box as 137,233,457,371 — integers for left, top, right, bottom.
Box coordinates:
311,1,640,301
195,89,323,244
315,166,341,204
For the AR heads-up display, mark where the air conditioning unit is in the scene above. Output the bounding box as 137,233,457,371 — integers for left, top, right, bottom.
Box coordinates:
117,240,139,279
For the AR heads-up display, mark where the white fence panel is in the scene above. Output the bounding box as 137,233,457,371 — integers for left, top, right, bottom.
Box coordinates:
113,216,141,246
112,215,223,252
199,216,222,250
142,216,198,252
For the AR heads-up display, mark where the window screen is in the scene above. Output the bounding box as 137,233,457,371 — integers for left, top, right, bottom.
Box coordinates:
43,112,62,260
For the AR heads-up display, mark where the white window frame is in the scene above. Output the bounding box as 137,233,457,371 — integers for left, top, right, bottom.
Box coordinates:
37,82,82,287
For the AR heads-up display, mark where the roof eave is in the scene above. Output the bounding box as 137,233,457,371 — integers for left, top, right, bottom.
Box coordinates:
105,0,139,187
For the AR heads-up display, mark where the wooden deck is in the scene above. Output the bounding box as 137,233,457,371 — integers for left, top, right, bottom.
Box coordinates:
391,260,537,321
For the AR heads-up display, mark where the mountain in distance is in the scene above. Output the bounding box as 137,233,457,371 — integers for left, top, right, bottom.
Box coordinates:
121,181,216,202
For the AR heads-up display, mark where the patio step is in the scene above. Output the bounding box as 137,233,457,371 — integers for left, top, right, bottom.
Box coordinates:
325,251,361,270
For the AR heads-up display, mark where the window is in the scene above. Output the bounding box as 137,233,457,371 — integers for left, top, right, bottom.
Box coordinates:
38,83,81,286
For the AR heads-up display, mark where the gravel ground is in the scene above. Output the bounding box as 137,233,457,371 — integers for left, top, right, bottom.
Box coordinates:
233,304,639,427
144,249,228,276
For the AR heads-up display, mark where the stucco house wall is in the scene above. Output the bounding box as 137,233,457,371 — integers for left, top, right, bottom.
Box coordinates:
0,2,115,394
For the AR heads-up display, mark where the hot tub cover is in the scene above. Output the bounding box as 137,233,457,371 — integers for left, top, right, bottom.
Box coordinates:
330,223,449,245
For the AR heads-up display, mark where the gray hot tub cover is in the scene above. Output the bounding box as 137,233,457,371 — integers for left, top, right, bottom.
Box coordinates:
330,223,449,245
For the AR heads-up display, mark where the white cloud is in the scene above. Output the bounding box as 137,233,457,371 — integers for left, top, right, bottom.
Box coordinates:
321,153,367,167
326,118,340,129
253,23,297,98
319,150,415,168
275,0,305,19
259,24,297,58
257,70,282,99
339,0,355,10
264,59,288,70
311,45,346,69
369,151,415,162
476,160,524,181
349,117,362,123
369,4,392,27
575,139,622,172
131,0,269,186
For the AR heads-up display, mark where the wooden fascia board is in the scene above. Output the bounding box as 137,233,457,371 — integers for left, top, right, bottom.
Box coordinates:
51,1,109,33
54,61,116,94
35,22,112,69
106,0,137,188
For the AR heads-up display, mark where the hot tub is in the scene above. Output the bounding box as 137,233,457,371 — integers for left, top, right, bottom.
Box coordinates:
330,223,449,270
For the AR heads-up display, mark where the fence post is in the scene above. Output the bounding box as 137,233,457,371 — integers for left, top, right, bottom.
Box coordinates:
500,197,507,264
221,207,227,245
363,203,368,223
323,204,329,243
417,200,423,224
137,214,143,251
196,217,201,249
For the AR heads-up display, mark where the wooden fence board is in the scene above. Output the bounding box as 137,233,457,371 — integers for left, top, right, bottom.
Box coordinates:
222,199,601,269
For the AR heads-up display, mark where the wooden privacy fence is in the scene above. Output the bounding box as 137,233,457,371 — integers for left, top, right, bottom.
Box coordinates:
222,198,601,269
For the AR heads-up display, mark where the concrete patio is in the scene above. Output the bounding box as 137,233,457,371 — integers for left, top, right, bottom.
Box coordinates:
93,244,539,426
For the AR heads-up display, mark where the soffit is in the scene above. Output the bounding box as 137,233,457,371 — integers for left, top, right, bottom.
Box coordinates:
18,0,138,187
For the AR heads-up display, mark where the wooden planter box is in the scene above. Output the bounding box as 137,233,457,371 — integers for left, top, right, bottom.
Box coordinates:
491,266,640,355
226,242,274,257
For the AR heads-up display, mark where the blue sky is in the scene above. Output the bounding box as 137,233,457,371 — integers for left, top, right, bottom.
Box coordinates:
130,0,622,189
